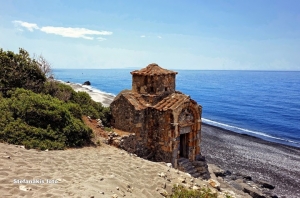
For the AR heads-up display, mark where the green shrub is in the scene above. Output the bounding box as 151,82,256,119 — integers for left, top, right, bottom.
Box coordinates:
0,88,92,150
168,185,218,198
0,48,46,94
0,48,112,150
42,81,76,102
43,81,112,126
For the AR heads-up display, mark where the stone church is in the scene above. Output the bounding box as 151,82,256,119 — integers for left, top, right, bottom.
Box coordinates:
110,63,202,168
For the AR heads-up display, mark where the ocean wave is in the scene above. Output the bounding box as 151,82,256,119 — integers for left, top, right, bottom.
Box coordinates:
202,118,300,146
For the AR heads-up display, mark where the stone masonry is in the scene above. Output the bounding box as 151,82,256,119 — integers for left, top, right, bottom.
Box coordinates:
110,63,203,169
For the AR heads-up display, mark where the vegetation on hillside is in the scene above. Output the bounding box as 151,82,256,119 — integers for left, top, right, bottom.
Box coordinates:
0,48,111,150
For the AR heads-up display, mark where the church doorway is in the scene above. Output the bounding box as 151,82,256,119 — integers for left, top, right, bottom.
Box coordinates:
179,133,188,158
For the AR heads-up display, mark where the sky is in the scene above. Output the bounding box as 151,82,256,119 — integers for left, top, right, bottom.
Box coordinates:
0,0,300,70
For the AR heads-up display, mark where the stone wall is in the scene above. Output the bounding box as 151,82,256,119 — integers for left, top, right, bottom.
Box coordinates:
110,94,139,133
132,73,176,96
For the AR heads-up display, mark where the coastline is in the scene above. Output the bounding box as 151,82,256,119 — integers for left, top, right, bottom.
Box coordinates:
201,123,300,197
58,80,115,107
64,81,300,197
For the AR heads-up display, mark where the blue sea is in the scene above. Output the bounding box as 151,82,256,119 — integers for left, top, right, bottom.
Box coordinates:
54,69,300,148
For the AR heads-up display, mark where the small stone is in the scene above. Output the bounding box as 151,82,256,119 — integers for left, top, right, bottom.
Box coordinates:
159,189,168,196
116,187,119,190
127,188,132,193
158,172,166,178
166,163,172,168
185,173,191,177
100,192,104,194
178,177,186,183
192,186,200,190
208,179,220,190
190,178,194,182
112,194,118,198
100,178,104,181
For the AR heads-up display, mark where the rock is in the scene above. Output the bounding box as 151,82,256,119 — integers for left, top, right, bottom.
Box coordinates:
185,173,191,177
178,177,186,183
19,185,31,191
116,187,119,190
192,185,200,190
208,179,220,190
158,188,168,197
228,181,243,191
112,194,118,198
257,180,275,190
100,192,104,194
195,154,206,161
158,172,166,178
83,81,91,85
242,183,266,198
166,163,172,168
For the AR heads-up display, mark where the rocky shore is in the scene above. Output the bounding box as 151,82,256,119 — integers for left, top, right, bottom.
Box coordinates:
201,123,300,198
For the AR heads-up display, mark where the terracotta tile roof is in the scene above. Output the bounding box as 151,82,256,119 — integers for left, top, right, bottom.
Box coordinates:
116,90,189,111
153,92,190,111
130,63,178,76
122,92,148,110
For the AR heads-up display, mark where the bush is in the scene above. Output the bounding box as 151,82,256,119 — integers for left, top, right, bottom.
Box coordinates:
168,185,218,198
0,88,92,150
43,81,112,126
0,48,46,94
0,48,112,150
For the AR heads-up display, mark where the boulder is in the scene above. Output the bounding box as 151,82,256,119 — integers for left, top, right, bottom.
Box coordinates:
241,183,266,198
256,180,275,190
83,81,91,85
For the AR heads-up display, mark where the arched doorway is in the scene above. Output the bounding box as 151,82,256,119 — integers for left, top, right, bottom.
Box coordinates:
178,108,195,159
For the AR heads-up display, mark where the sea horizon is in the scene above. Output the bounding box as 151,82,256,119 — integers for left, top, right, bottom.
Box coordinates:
53,68,300,72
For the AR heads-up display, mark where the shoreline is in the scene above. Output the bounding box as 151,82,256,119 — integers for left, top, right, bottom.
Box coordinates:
201,123,300,197
66,80,300,197
58,80,115,107
202,123,300,150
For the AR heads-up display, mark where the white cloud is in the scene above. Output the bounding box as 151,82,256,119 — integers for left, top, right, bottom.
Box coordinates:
40,27,112,40
140,35,146,38
157,36,162,39
13,20,39,31
12,20,112,40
